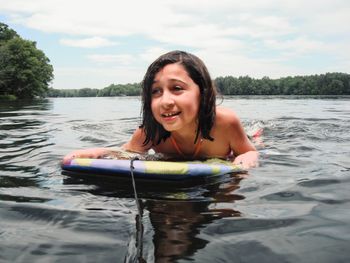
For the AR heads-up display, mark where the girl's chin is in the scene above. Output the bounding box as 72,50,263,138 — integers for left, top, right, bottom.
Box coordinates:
161,123,180,132
159,119,180,131
162,126,177,132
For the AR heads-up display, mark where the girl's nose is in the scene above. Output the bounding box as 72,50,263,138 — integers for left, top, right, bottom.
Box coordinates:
161,91,175,107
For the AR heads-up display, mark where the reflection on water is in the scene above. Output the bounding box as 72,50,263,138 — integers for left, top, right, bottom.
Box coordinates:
64,172,245,262
1,96,350,262
143,194,242,263
0,100,54,182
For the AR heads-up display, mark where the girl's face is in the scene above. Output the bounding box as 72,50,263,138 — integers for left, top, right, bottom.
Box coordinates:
151,63,200,134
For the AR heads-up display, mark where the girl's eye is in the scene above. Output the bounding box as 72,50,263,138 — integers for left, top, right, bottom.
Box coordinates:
151,88,161,95
173,85,183,91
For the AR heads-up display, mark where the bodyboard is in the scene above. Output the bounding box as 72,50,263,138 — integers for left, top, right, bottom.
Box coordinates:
61,158,245,181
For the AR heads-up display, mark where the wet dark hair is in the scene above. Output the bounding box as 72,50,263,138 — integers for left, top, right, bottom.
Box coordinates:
141,50,217,145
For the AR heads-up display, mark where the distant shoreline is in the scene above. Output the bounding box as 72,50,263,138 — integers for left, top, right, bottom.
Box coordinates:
48,72,350,98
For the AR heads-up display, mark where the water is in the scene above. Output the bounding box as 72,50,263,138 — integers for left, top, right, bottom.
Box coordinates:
1,96,349,263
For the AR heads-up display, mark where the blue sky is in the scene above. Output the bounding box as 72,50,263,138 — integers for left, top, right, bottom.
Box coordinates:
0,0,349,89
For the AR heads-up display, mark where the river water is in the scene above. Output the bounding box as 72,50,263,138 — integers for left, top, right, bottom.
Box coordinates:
0,96,349,263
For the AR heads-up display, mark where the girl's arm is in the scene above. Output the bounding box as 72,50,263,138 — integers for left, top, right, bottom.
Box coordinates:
62,128,150,164
62,147,113,164
121,127,151,153
225,110,259,169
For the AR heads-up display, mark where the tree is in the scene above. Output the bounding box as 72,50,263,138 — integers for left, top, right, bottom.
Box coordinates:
0,23,54,99
0,23,18,42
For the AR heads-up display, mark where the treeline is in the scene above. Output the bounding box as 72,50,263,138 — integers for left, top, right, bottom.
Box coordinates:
49,72,350,97
48,83,141,97
215,72,350,95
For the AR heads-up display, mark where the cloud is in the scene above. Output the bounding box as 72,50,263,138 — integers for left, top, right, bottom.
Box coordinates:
1,0,349,88
0,0,176,36
2,0,349,50
60,37,118,48
54,65,145,89
86,54,134,64
263,37,330,56
139,47,171,64
197,49,299,79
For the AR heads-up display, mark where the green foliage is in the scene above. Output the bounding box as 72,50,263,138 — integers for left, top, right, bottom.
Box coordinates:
0,23,19,42
48,73,350,97
0,94,17,101
215,73,350,96
0,22,53,99
99,83,141,96
48,83,141,97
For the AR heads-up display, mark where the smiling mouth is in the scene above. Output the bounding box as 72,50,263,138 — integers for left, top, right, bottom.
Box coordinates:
161,112,181,118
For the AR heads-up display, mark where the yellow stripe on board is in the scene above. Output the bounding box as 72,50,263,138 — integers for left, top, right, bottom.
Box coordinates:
209,164,221,174
145,161,189,174
74,158,93,166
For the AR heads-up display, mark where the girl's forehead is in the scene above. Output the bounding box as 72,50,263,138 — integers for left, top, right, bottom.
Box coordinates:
154,63,190,81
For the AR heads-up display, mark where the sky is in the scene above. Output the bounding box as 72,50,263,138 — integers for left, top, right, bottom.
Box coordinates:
0,0,349,90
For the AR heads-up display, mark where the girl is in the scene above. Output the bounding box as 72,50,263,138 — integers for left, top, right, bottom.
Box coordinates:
63,51,258,169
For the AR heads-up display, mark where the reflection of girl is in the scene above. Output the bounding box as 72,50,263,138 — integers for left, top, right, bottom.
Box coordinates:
63,51,258,169
145,200,209,262
143,176,242,262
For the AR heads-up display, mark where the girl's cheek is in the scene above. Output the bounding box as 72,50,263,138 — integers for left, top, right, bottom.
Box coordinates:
150,102,157,116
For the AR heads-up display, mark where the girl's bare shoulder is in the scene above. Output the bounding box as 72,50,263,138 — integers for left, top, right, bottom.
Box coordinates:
215,106,240,127
122,127,151,153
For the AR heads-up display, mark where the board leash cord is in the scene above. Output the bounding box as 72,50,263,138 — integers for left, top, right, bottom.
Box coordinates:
130,157,141,213
129,157,145,262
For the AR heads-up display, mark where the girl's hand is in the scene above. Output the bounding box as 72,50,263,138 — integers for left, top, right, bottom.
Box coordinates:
233,151,259,169
62,148,111,165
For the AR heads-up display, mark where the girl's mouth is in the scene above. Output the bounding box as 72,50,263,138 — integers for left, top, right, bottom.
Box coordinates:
161,111,181,118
